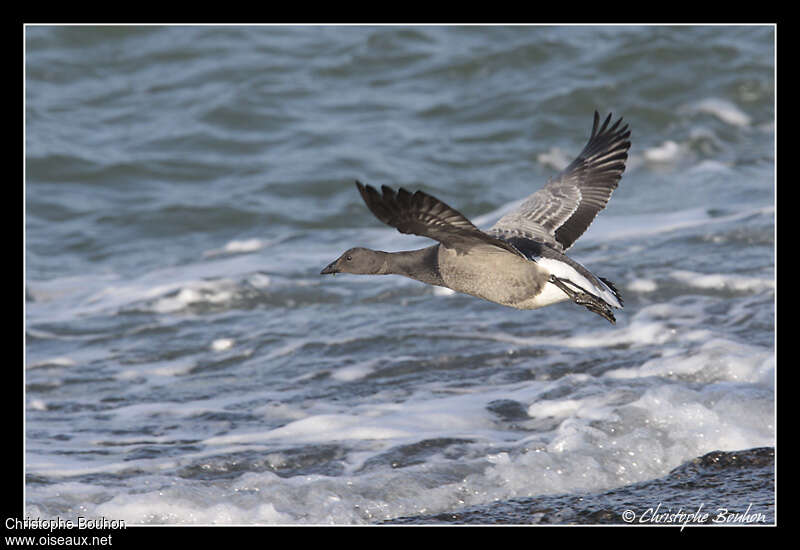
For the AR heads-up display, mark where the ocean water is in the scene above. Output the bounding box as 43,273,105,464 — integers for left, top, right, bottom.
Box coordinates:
24,25,775,525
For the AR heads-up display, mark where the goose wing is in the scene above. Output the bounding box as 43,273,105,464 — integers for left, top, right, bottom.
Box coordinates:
489,111,631,252
356,181,522,256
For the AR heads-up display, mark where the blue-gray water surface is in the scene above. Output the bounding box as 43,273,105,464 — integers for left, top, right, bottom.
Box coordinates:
24,25,775,525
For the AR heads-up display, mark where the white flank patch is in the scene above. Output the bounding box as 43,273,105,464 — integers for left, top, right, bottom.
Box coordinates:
535,257,622,309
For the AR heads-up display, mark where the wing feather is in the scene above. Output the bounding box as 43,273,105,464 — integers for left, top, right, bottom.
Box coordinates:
489,111,631,251
356,182,522,256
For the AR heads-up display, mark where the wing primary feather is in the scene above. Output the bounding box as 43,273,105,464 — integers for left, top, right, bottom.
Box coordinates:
488,111,631,251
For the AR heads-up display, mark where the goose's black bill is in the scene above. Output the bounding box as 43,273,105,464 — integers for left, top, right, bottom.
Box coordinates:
320,261,338,275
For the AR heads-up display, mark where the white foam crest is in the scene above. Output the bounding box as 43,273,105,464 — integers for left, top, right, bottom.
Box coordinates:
436,296,765,357
585,205,773,245
606,337,774,387
690,98,752,127
445,307,681,350
628,278,657,293
203,238,268,258
687,159,734,174
26,273,121,306
114,359,195,381
626,383,772,458
27,250,278,324
27,393,307,479
251,401,309,423
331,359,381,382
150,279,238,313
537,146,571,171
104,393,253,425
527,397,585,419
644,140,682,163
27,357,77,369
485,387,772,501
25,451,181,479
262,333,369,363
564,320,674,348
670,270,774,293
29,399,47,411
93,488,293,524
261,337,320,362
203,390,499,449
246,272,271,288
211,338,235,351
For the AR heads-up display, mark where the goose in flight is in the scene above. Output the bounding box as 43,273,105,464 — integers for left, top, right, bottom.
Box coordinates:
321,111,631,324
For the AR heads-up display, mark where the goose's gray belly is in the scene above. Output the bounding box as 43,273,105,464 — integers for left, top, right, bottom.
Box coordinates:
437,246,565,309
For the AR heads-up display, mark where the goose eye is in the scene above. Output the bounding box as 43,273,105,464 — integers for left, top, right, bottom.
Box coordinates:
345,255,352,261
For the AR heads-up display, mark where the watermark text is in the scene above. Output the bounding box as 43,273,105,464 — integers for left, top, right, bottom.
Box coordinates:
621,503,767,530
